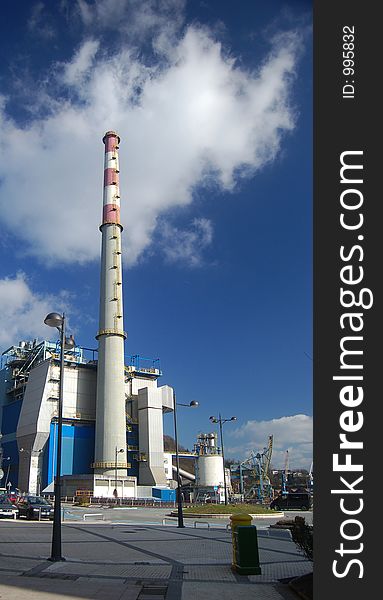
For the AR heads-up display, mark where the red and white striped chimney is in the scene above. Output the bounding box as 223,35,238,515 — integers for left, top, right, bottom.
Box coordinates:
94,131,128,483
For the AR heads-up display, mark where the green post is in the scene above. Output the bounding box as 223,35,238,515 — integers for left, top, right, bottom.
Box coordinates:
229,513,261,575
230,513,252,566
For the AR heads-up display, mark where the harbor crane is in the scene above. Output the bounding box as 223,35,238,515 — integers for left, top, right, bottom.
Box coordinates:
281,449,289,493
240,435,274,503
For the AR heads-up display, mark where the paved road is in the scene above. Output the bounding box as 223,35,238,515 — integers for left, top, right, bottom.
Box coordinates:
0,517,312,600
61,504,313,527
63,504,313,526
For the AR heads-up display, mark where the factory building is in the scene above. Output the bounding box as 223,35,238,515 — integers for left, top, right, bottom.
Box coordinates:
0,342,173,497
0,131,174,498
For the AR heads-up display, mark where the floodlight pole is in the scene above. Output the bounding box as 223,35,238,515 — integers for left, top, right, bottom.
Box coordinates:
210,414,237,506
114,447,124,500
173,392,184,528
218,415,228,505
44,312,74,562
50,314,65,561
172,394,199,528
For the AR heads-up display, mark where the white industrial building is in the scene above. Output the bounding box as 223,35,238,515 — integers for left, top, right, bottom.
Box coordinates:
0,341,174,498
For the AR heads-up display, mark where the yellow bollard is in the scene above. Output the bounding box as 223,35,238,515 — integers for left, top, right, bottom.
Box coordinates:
229,513,252,567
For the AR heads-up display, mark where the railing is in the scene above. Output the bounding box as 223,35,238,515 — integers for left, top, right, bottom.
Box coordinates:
44,496,215,509
162,517,178,525
89,498,178,507
194,521,210,529
83,513,104,521
45,495,182,508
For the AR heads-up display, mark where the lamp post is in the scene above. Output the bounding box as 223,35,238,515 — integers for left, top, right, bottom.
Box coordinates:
114,447,124,500
209,414,237,505
44,312,75,562
172,392,198,527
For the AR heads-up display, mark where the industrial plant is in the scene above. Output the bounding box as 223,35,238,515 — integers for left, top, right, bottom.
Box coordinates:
0,131,230,502
0,131,306,505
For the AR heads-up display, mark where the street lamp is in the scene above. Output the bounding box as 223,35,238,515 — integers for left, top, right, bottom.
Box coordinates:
209,414,237,505
172,392,199,528
114,447,124,500
44,312,75,562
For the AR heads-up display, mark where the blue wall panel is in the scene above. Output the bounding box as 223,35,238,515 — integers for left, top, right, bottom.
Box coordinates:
47,422,57,484
1,400,22,435
40,443,49,492
127,423,139,477
73,425,95,474
0,439,19,488
62,429,74,474
127,452,139,477
47,422,95,483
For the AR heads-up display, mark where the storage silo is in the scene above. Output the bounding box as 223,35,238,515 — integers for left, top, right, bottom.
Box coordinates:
196,454,224,487
194,432,226,502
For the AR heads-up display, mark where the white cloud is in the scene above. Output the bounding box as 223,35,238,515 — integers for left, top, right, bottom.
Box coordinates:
0,274,72,347
157,217,213,266
61,40,100,86
226,414,313,470
76,0,186,41
0,19,302,266
77,0,94,27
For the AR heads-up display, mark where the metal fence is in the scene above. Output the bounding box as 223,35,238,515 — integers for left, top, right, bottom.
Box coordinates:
44,495,190,508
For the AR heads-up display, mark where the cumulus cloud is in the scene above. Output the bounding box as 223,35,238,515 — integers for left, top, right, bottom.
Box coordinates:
0,274,72,347
0,12,302,266
226,414,313,470
61,39,100,86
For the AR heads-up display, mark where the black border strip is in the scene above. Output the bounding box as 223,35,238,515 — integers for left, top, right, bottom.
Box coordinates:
314,1,380,597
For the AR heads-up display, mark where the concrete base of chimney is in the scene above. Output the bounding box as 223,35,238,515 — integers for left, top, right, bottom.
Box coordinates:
60,474,137,499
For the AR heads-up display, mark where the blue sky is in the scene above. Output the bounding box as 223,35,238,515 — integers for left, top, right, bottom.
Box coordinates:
0,0,312,469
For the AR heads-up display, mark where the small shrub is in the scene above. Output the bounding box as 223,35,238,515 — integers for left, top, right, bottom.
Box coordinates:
76,495,90,506
291,516,313,562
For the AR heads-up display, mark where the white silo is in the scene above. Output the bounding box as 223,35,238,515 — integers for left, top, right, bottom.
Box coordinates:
194,432,226,502
196,454,224,487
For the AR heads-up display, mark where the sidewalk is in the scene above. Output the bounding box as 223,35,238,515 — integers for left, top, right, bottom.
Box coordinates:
0,518,312,599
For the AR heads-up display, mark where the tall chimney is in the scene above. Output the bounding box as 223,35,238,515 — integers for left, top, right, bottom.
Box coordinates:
94,131,128,479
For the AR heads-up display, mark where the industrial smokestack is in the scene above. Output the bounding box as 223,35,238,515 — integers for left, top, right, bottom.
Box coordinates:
94,131,128,479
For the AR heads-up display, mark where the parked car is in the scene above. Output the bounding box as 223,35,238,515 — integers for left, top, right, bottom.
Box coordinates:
16,495,54,520
0,495,19,518
270,492,312,511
